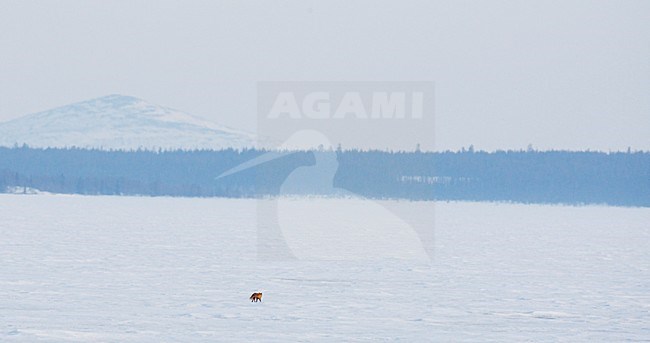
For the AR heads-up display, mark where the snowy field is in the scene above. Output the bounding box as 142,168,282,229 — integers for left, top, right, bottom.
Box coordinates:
1,194,649,342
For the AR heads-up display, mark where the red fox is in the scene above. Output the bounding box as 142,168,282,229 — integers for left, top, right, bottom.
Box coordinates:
250,292,263,302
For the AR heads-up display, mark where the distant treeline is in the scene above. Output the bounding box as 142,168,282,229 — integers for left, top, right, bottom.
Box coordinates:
1,146,648,206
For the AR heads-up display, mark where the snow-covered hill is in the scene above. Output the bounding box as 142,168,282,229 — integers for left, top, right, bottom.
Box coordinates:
0,95,255,150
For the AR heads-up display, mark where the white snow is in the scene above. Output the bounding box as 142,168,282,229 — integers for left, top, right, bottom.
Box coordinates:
2,187,51,195
0,195,648,341
0,95,255,151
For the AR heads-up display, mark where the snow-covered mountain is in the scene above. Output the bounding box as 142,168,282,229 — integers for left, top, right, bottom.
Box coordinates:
0,95,255,150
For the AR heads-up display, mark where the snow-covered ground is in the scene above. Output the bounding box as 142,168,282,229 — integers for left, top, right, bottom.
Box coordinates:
0,95,255,151
1,194,648,342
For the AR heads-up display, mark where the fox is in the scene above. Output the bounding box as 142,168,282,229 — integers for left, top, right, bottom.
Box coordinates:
250,292,263,302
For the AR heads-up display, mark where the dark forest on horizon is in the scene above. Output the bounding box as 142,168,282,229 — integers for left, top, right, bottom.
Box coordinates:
1,146,648,207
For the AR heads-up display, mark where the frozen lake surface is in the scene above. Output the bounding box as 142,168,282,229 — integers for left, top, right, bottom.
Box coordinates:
1,194,649,341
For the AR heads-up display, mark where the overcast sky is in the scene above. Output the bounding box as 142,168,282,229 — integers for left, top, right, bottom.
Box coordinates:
0,0,648,151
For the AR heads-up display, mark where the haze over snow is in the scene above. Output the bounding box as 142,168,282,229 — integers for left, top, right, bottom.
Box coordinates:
0,95,255,151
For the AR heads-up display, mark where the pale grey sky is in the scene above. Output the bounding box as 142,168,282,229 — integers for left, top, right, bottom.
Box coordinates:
0,0,648,151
